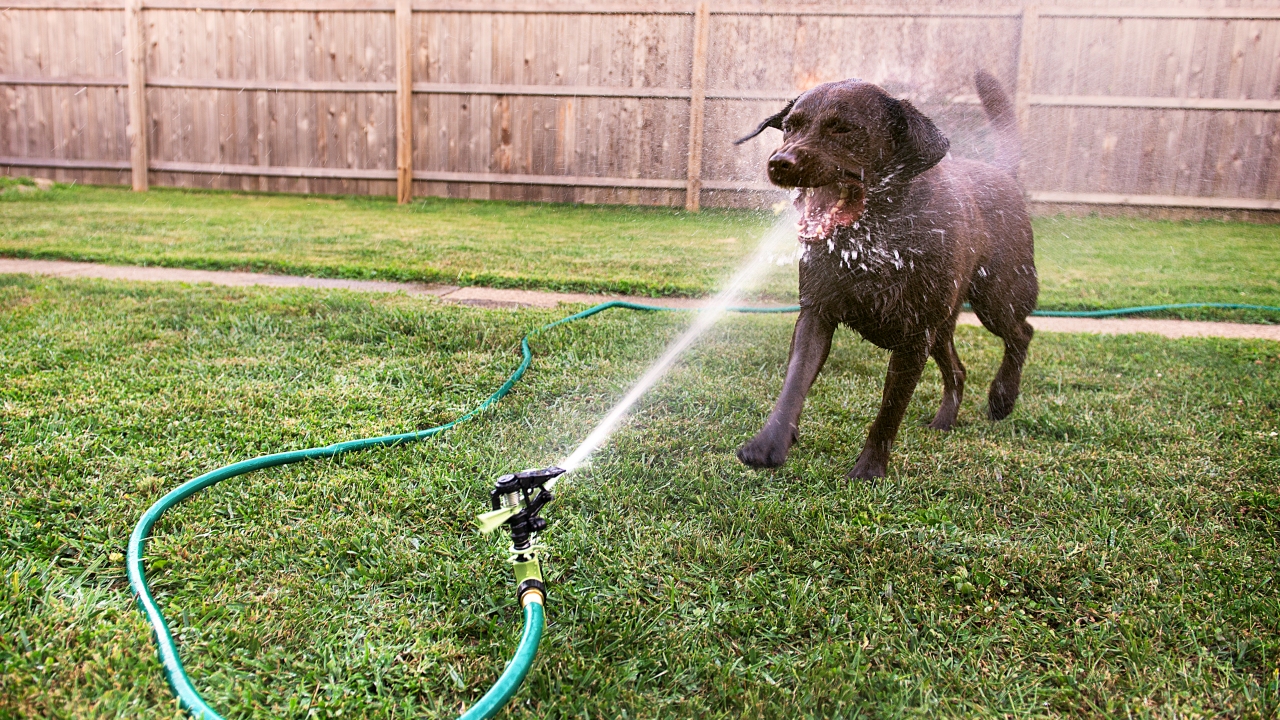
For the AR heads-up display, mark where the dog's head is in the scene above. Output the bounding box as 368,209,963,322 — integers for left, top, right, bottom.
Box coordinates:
736,80,949,244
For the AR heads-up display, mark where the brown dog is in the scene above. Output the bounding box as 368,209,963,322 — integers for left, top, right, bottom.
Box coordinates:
735,71,1038,479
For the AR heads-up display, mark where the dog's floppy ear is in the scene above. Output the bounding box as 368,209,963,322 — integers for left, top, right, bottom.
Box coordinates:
733,98,797,146
885,97,949,177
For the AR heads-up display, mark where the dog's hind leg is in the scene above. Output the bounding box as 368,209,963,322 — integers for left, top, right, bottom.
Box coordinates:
971,298,1034,421
968,222,1037,422
927,319,966,431
986,319,1032,420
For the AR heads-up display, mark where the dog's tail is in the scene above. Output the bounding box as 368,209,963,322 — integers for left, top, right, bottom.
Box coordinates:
975,70,1021,178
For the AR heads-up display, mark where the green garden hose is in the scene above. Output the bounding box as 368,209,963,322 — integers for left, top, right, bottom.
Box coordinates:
128,297,1279,720
1029,302,1280,317
458,599,545,720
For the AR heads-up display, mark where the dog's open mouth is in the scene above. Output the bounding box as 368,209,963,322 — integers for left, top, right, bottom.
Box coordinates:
794,181,866,244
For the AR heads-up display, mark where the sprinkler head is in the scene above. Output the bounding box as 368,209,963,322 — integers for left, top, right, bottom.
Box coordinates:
486,466,564,555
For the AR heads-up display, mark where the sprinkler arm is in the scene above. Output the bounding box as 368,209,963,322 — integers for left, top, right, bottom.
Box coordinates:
476,505,520,534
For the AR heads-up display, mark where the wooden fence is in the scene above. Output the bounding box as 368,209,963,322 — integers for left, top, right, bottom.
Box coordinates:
2,1,1279,214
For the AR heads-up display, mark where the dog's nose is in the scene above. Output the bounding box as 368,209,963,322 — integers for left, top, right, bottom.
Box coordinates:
768,151,799,175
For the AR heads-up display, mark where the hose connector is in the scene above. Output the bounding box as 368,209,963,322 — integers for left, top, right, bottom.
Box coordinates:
512,557,546,606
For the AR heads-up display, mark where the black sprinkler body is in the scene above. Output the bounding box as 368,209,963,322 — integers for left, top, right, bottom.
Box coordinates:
490,466,564,601
491,466,564,551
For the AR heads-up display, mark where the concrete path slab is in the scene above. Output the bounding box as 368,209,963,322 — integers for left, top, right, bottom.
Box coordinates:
0,257,458,296
961,313,1279,341
2,257,1276,341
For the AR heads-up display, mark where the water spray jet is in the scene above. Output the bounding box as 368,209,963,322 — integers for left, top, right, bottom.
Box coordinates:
553,213,799,482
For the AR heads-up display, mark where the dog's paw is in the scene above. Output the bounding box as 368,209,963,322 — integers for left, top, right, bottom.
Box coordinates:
986,395,1017,421
986,379,1021,421
926,415,955,431
848,451,887,480
737,434,790,469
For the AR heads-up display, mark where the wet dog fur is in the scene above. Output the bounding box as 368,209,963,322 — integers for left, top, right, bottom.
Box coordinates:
734,71,1038,479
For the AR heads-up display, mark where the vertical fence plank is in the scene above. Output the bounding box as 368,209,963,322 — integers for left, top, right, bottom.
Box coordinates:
395,0,412,203
125,0,148,191
684,1,709,212
1014,4,1038,182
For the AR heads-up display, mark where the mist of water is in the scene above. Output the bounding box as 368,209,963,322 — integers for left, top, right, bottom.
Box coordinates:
545,211,798,490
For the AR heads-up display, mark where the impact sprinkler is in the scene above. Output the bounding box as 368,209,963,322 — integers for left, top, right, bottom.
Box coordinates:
477,465,565,606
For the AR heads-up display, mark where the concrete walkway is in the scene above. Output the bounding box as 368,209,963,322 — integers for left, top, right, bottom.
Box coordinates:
2,257,1277,342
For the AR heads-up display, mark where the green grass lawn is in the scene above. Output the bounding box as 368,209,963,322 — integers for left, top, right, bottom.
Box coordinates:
1,185,1278,321
3,275,1278,718
0,185,765,298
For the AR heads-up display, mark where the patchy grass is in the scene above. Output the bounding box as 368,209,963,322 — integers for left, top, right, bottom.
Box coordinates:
1034,215,1280,324
0,176,37,189
0,185,767,298
1,185,1278,321
3,275,1278,718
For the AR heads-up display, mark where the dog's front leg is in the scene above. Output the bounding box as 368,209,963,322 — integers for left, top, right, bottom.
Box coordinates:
737,308,835,469
849,345,930,479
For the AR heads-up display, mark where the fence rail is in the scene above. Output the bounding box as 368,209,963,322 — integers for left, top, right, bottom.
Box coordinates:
11,75,1280,112
3,2,1279,213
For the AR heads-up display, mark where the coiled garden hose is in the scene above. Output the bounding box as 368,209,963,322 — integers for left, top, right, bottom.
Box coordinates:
128,297,1279,719
126,300,789,720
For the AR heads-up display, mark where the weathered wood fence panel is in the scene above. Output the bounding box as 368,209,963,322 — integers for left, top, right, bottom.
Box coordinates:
144,8,399,195
409,9,696,205
1027,15,1279,200
2,1,1279,215
0,7,131,186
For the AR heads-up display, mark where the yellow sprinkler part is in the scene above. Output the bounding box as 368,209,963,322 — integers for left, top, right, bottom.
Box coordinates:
477,505,521,534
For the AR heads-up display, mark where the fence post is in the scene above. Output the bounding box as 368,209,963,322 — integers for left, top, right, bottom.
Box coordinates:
684,2,710,212
395,0,414,204
1014,4,1039,181
125,0,148,192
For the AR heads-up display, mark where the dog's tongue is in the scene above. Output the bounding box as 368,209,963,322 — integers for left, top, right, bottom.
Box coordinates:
795,183,865,244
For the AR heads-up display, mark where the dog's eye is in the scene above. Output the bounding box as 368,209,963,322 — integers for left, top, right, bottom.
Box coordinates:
781,113,807,133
